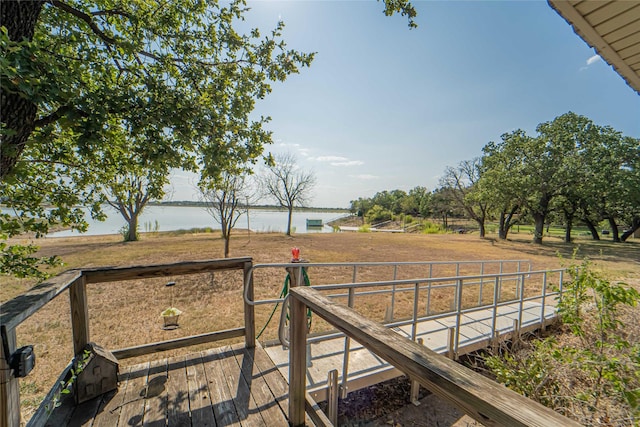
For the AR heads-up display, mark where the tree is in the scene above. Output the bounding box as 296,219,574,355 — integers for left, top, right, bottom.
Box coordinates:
430,187,456,229
106,167,167,242
199,173,251,258
440,158,490,237
402,186,432,218
258,152,316,236
1,0,416,278
0,0,313,276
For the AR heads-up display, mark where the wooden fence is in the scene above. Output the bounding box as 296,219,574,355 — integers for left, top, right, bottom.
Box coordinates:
0,258,254,427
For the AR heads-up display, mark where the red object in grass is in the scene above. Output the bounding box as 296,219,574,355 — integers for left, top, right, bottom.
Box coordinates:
292,247,300,262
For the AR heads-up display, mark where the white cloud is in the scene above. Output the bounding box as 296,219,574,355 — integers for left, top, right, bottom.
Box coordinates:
278,142,300,148
350,174,378,180
314,155,364,166
580,54,602,71
586,54,601,65
316,156,348,162
331,160,364,166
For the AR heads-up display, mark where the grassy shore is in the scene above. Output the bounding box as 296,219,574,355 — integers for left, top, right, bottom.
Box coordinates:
2,231,639,422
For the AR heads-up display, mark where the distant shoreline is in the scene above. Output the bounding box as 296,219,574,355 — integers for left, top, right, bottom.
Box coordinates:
147,201,350,212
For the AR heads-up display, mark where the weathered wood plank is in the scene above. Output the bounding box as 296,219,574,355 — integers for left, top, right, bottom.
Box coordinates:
217,346,267,426
200,347,241,427
230,345,288,426
165,355,190,427
112,327,244,359
244,261,255,348
290,287,580,427
66,393,103,427
43,389,76,427
69,276,90,355
246,345,290,415
0,327,19,427
82,258,251,284
91,365,132,427
289,286,309,427
141,359,168,427
0,269,82,331
117,362,149,427
185,354,215,427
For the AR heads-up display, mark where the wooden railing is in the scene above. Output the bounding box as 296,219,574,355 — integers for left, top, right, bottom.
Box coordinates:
0,258,254,427
287,286,581,427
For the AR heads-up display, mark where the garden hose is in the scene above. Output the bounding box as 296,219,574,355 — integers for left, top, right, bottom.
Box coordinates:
256,268,312,339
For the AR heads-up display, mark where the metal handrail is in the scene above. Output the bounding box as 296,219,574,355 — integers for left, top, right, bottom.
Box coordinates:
243,259,532,306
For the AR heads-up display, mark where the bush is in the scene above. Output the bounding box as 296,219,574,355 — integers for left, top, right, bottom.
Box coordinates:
422,221,445,234
365,205,392,223
484,259,640,426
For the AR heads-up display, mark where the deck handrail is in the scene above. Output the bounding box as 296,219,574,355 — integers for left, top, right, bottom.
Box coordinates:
288,286,580,427
244,259,532,307
0,257,254,427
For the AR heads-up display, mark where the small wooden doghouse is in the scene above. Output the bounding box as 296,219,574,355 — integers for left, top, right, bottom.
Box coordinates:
74,342,119,404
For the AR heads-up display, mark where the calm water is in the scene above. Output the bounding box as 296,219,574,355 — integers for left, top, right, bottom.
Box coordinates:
46,206,348,237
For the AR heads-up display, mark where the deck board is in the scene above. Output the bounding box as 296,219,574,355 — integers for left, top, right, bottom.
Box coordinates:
201,347,242,426
117,361,149,427
50,343,297,427
142,359,168,427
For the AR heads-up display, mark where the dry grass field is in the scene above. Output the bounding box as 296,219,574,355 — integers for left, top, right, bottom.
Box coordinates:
2,230,639,422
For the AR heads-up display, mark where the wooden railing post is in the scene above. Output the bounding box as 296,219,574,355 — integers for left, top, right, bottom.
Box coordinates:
244,261,255,348
69,275,90,355
0,326,19,427
288,292,308,427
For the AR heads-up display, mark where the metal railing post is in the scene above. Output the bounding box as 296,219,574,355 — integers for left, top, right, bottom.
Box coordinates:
491,277,499,340
517,274,525,331
327,369,339,426
411,282,420,340
540,271,548,327
340,287,355,398
454,279,463,356
478,262,485,306
426,281,432,315
410,338,424,405
390,265,398,321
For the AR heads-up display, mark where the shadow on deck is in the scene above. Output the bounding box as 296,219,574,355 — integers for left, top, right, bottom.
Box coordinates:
46,343,318,427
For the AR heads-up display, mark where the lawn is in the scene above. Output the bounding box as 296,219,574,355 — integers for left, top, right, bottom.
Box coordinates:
2,230,639,422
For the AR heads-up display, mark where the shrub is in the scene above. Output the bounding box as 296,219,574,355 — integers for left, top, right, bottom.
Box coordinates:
365,205,392,223
422,221,445,234
484,259,640,425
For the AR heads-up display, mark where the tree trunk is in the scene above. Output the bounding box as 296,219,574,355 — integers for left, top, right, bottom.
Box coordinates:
498,211,508,240
620,217,640,242
0,1,45,180
223,236,230,258
533,212,545,244
564,212,573,243
607,217,620,242
476,218,485,238
127,216,138,241
583,218,600,240
286,206,293,236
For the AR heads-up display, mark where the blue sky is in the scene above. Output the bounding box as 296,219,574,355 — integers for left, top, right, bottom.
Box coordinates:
170,1,640,208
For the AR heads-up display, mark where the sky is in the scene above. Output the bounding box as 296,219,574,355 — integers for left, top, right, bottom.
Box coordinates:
169,0,640,209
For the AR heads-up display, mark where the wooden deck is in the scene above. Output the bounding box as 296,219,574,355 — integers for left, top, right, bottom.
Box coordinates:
46,343,307,427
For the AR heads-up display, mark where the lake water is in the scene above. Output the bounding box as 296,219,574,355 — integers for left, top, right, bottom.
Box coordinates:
46,206,349,237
